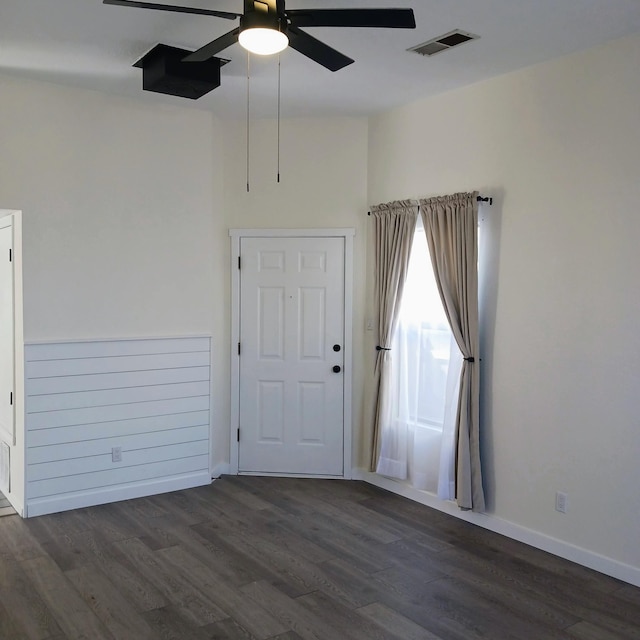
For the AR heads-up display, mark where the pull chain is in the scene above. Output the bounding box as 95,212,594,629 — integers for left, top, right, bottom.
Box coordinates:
246,51,251,193
277,53,281,184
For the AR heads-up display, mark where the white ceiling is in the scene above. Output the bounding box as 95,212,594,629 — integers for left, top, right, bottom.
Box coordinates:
2,0,640,119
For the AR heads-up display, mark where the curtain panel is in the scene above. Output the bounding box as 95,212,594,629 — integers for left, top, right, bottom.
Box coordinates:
419,192,485,511
369,200,419,471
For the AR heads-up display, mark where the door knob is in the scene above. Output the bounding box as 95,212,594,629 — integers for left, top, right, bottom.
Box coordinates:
332,365,341,373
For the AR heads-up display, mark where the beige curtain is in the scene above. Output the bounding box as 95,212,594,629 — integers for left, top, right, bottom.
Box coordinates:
419,192,485,511
369,200,419,471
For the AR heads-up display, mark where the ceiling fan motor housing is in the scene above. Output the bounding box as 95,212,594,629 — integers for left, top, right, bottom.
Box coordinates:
240,9,287,34
133,44,226,99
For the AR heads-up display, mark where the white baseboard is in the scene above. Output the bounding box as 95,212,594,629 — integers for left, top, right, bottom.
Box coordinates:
211,462,232,478
25,471,211,518
238,471,345,480
216,465,351,480
354,469,640,589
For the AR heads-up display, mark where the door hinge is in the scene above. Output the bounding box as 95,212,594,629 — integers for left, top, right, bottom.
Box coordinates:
8,248,12,262
238,342,241,356
238,256,241,270
237,428,240,442
9,392,13,405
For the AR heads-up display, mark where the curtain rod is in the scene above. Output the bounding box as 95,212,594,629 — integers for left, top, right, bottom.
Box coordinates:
368,195,492,215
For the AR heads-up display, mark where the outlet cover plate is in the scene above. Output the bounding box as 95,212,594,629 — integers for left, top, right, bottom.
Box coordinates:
555,491,568,513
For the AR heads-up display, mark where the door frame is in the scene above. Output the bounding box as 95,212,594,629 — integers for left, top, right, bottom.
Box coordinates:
229,228,355,479
0,211,23,448
0,210,25,516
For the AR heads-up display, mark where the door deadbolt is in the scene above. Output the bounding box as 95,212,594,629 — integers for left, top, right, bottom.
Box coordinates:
333,344,341,352
332,365,341,373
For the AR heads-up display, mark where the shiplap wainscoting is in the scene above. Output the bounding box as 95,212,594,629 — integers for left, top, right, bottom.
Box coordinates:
25,337,212,517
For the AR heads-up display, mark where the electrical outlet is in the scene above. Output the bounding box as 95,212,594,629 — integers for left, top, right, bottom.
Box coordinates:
111,447,122,463
555,491,568,513
366,318,374,331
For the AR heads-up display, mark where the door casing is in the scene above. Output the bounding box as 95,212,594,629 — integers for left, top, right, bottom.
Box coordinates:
0,220,15,447
229,228,354,478
0,210,24,516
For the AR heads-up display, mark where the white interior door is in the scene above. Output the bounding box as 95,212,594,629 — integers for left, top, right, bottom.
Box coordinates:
238,236,345,476
0,223,15,445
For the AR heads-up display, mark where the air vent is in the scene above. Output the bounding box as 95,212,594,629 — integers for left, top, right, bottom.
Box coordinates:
409,29,479,57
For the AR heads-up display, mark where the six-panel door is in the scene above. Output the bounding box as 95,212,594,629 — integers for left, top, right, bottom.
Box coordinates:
239,236,345,475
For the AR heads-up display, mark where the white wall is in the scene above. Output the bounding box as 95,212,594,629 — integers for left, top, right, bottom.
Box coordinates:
0,74,221,342
218,116,369,469
222,117,368,220
0,73,227,471
367,33,640,576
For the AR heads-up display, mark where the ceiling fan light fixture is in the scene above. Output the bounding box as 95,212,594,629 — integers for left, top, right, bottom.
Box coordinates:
239,27,288,55
238,9,289,56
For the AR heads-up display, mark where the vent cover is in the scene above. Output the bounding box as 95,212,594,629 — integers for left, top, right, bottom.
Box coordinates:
409,29,479,57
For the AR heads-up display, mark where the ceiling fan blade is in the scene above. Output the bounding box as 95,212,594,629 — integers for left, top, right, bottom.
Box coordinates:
287,8,416,29
287,25,354,72
182,27,240,62
102,0,240,20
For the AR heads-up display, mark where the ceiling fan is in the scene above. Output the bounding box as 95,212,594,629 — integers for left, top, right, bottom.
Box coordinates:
103,0,416,71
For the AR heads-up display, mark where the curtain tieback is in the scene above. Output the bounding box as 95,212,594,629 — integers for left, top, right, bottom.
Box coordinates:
376,346,391,351
463,356,475,362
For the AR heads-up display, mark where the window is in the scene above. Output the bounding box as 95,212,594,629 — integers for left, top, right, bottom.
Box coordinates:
377,218,462,497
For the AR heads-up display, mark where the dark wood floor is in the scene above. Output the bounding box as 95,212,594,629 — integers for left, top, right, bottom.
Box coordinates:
0,476,638,640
